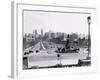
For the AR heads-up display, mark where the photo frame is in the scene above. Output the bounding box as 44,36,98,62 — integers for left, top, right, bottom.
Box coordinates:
11,1,97,78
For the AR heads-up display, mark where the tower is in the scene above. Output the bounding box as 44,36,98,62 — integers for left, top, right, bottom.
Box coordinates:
41,28,43,37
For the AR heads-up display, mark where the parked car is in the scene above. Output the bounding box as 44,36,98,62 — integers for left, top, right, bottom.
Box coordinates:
36,50,39,53
24,52,29,55
29,50,33,53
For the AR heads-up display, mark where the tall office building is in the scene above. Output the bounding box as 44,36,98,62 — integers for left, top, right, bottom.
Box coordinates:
41,28,43,37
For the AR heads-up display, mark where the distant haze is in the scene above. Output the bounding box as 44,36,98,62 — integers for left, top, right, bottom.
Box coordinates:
23,10,91,35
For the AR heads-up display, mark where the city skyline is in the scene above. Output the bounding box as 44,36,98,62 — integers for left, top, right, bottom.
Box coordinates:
24,28,88,38
24,28,89,34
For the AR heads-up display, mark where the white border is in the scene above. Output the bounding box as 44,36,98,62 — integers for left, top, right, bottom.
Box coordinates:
11,2,97,78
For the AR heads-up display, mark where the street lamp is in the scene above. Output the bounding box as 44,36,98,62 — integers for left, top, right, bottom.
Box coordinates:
87,16,91,59
57,54,61,65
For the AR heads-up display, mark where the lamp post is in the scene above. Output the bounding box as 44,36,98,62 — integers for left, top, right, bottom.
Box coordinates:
57,54,61,65
87,16,91,59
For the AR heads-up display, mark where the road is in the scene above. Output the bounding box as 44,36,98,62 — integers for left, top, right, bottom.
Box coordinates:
23,40,88,68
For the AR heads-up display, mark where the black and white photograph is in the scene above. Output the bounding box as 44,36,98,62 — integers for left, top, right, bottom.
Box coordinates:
23,10,91,69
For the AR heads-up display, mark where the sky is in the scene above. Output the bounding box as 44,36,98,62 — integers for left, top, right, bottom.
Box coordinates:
23,10,91,35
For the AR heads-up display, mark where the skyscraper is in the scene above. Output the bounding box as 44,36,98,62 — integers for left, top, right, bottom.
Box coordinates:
41,28,43,37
